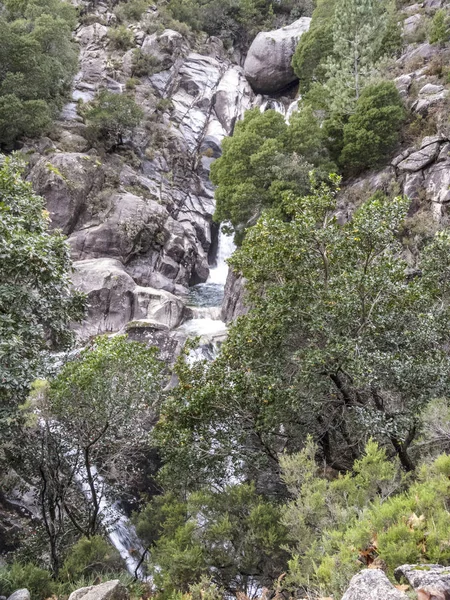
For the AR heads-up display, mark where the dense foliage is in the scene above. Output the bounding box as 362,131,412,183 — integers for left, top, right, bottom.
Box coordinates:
211,107,334,240
0,0,77,147
135,485,288,594
0,156,83,453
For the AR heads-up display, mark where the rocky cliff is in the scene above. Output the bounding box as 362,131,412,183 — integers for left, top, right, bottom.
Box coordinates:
23,0,450,348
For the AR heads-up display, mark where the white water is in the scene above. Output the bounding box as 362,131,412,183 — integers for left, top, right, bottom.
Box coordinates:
73,464,147,579
42,418,147,580
208,229,236,285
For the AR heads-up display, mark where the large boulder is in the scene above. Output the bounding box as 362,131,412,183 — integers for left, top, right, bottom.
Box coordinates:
341,569,409,600
243,17,311,94
68,580,128,600
72,258,187,338
7,590,30,600
72,258,137,338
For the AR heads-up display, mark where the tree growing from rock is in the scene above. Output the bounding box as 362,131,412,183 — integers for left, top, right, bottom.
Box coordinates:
84,90,144,150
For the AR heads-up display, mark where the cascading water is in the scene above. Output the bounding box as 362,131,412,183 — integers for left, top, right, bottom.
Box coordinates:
73,463,147,579
176,229,236,357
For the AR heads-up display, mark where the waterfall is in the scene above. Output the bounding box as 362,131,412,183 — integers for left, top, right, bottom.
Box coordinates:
73,464,147,579
43,418,148,580
208,229,236,285
176,229,235,356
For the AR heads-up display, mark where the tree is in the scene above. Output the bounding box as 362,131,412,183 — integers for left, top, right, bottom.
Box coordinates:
291,0,335,94
158,178,450,485
324,0,386,116
339,81,405,172
0,0,77,147
47,335,163,538
84,90,144,150
0,155,83,452
211,109,288,238
211,108,318,242
134,484,288,595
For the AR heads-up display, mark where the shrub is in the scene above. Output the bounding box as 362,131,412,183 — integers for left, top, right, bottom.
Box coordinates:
115,0,149,22
339,81,405,173
429,9,450,45
84,90,143,149
107,25,135,50
132,49,164,77
0,563,55,600
282,441,450,597
61,536,123,582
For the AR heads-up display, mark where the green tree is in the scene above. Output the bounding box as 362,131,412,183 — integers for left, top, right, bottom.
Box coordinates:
84,90,144,150
135,484,288,594
325,0,386,115
291,0,335,94
0,0,77,146
211,108,316,241
158,179,450,486
339,81,405,172
48,335,163,537
0,155,83,451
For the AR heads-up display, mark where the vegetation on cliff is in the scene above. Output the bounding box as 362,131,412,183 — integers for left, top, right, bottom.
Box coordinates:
2,0,450,597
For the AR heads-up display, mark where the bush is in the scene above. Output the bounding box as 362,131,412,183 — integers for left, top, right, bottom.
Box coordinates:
339,81,405,173
61,536,123,582
107,25,135,50
132,49,164,77
429,9,450,45
282,441,450,597
0,563,55,600
115,0,149,22
84,90,143,149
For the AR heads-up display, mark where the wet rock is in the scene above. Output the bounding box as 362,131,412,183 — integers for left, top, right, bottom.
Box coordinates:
341,569,409,600
213,66,254,134
68,580,128,600
221,269,248,323
244,17,311,94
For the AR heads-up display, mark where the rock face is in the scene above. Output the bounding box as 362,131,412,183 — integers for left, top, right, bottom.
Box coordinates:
67,580,128,600
395,564,450,598
341,569,409,600
72,258,187,338
243,17,311,94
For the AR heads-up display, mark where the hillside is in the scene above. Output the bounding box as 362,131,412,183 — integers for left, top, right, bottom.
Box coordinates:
2,0,450,598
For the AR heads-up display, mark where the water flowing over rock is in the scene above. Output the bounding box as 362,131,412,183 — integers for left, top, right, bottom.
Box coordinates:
243,18,311,94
